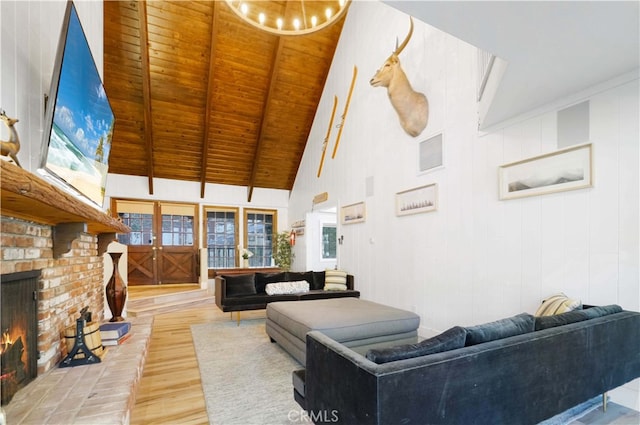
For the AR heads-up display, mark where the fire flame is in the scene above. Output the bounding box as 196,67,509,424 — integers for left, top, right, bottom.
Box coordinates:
1,330,12,353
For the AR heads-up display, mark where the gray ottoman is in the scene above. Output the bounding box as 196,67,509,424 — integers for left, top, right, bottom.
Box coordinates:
266,298,420,365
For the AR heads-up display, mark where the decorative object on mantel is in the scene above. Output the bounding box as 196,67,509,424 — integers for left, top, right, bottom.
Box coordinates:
317,95,338,178
60,307,105,368
0,109,21,167
106,252,127,322
332,65,358,159
224,0,351,36
370,17,429,137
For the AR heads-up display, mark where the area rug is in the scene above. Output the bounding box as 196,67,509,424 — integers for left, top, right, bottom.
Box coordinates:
191,311,301,425
192,313,604,425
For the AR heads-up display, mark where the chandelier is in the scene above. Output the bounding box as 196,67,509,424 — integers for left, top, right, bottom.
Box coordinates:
224,0,351,36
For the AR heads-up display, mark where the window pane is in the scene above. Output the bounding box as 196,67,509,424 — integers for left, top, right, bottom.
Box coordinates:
206,210,237,268
246,211,275,267
117,212,153,246
322,225,337,259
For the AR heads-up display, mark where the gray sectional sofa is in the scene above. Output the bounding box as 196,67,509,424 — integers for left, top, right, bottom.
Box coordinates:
214,271,359,314
294,305,640,425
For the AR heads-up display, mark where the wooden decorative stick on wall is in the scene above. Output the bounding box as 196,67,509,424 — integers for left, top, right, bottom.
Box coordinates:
317,95,338,178
332,65,358,159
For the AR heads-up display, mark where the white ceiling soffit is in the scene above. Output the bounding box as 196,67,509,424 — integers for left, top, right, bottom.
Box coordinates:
383,1,640,129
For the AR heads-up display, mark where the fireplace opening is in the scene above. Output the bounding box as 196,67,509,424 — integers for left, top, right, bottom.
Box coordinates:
1,270,40,405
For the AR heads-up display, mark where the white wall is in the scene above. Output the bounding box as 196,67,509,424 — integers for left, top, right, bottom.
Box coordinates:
290,1,639,408
0,0,102,171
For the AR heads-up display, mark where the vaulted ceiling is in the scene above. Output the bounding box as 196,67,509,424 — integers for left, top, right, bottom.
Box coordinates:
103,1,346,200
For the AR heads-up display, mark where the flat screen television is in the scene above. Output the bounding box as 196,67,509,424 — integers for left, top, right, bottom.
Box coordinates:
39,0,115,209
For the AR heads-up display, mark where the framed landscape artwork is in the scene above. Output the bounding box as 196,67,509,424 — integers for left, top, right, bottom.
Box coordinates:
498,143,593,200
396,183,438,216
341,202,365,224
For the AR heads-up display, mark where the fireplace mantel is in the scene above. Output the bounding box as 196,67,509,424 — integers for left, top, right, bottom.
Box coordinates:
1,161,130,255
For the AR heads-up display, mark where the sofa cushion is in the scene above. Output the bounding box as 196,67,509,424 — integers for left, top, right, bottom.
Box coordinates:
297,290,360,301
535,310,590,331
255,272,286,294
534,304,623,331
583,304,623,318
265,280,310,295
366,326,467,364
535,293,582,316
286,271,314,286
223,274,257,297
324,269,347,291
465,313,535,346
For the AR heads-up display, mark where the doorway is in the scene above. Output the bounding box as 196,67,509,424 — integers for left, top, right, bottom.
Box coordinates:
113,199,199,285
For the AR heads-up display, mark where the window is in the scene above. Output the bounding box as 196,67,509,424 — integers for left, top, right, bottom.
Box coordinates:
115,200,155,245
322,224,337,259
160,203,195,246
204,207,238,268
245,209,277,267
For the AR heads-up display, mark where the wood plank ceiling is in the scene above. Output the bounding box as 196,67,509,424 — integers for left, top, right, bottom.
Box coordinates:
103,1,347,201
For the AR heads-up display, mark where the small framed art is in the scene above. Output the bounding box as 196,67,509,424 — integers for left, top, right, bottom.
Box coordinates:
396,183,438,216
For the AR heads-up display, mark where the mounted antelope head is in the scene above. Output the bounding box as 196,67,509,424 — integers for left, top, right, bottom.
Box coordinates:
370,17,428,137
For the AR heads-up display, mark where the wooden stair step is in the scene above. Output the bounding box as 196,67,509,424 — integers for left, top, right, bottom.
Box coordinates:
127,289,214,317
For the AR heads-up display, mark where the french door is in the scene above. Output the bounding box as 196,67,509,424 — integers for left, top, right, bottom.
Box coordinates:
114,200,199,285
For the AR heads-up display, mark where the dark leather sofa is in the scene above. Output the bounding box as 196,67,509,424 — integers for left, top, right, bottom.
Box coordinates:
294,305,640,425
214,271,359,314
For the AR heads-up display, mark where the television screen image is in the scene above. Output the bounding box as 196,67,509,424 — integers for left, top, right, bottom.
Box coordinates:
41,1,115,208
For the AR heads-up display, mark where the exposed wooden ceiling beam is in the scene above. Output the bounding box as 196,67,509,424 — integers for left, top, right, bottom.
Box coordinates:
137,0,155,195
246,36,284,203
199,2,219,199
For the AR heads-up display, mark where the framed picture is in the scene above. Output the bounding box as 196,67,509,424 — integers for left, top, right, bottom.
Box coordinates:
418,133,444,174
341,202,366,224
498,143,593,200
396,183,438,216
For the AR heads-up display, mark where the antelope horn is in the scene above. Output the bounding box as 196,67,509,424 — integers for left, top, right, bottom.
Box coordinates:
393,17,414,56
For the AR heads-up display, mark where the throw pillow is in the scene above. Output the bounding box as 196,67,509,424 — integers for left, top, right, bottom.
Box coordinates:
223,274,257,297
265,280,310,295
465,313,535,346
366,326,467,364
255,272,286,294
535,293,582,317
324,269,347,291
312,271,326,290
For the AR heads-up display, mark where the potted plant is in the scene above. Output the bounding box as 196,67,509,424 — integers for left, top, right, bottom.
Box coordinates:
273,231,294,271
237,245,253,268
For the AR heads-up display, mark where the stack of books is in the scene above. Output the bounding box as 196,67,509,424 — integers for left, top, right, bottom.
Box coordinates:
99,322,132,346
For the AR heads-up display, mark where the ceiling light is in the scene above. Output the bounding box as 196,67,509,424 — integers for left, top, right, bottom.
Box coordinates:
225,0,351,36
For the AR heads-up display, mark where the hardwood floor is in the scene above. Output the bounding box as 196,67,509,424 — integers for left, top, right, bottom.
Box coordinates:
130,286,214,425
129,287,639,425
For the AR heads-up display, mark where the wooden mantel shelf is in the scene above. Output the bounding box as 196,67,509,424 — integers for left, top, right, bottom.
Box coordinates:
1,160,130,235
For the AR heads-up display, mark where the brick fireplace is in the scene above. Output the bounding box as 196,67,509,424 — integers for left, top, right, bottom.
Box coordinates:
0,216,106,376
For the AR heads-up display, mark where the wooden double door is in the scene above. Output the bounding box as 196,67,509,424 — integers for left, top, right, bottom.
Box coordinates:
114,200,199,286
